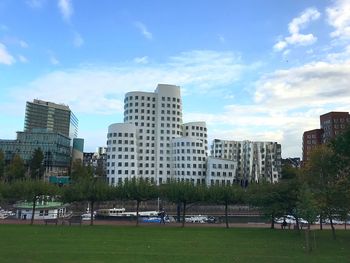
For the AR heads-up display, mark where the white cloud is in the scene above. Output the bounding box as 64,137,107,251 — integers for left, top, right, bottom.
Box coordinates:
274,8,320,51
58,0,73,22
0,43,15,65
18,55,28,63
10,50,246,115
134,21,153,40
73,32,84,47
133,56,149,64
327,0,350,39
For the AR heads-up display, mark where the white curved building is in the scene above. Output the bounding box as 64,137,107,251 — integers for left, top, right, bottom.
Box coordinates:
106,123,138,185
171,137,207,185
108,84,185,185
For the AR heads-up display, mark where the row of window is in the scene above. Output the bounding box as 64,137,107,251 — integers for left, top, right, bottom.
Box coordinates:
174,163,206,169
174,156,205,161
175,171,206,176
211,163,235,169
185,126,207,131
210,171,234,177
107,132,134,138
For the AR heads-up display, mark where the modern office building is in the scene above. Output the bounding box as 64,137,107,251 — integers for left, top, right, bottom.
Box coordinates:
24,99,78,140
106,84,209,185
211,139,282,184
0,129,71,177
302,111,350,163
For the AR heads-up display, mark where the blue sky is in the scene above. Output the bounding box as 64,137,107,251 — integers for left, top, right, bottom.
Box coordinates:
1,0,350,158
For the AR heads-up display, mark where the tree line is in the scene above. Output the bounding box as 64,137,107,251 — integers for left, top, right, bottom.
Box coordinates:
0,129,349,243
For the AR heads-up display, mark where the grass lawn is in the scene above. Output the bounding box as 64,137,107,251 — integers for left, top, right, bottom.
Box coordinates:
0,224,349,263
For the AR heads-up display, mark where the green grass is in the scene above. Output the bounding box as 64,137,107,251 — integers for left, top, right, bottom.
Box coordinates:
0,225,349,263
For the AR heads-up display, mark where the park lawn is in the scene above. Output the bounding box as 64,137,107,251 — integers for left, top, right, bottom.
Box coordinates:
0,225,349,263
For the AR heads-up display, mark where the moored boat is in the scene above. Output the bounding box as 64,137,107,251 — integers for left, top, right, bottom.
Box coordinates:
95,208,159,220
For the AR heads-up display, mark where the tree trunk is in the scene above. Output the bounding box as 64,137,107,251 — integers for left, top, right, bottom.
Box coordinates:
225,202,229,229
305,225,311,253
320,215,323,230
295,217,300,231
90,200,94,226
330,217,336,240
270,214,275,229
30,196,37,225
182,201,186,228
136,200,140,226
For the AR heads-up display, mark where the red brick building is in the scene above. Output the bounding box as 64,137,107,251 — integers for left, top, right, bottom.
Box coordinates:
302,111,350,163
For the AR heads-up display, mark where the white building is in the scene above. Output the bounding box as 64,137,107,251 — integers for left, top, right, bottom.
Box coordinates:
211,139,281,184
206,157,237,186
107,84,194,185
106,84,281,186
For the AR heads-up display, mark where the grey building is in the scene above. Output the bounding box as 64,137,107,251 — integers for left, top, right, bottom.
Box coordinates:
24,99,78,141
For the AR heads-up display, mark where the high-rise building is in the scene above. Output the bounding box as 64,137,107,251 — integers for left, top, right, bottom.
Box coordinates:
25,99,78,140
211,139,282,184
106,84,208,185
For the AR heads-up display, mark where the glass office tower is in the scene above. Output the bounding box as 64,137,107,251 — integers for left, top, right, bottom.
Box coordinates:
24,99,78,140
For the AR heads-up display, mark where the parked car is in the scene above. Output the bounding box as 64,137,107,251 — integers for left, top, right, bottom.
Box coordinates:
274,215,308,225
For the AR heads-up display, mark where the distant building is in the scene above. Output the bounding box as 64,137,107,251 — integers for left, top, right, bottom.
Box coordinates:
0,129,71,177
302,111,350,163
72,138,84,162
302,129,323,163
83,147,107,177
25,99,78,141
320,111,350,143
281,157,301,168
211,139,282,184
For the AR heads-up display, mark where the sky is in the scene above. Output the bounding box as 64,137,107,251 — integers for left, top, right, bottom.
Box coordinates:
1,0,350,158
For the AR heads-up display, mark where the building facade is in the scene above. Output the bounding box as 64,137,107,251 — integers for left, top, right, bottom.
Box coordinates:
25,99,78,140
302,111,350,163
107,84,210,185
0,129,71,177
302,129,323,162
211,139,281,184
320,111,350,143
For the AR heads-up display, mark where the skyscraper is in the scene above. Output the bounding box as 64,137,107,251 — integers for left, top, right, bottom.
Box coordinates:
24,99,78,140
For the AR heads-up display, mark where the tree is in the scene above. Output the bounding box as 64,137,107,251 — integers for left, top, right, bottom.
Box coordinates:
297,184,319,252
10,179,59,225
160,180,204,227
247,182,287,229
119,178,158,226
207,184,244,228
29,148,44,180
63,177,111,226
70,159,93,183
6,154,26,182
0,150,5,181
305,145,340,239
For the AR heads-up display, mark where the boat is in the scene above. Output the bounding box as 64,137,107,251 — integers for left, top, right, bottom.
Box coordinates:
81,204,96,221
95,208,159,220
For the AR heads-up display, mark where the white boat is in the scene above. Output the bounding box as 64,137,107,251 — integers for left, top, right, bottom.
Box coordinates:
96,208,159,219
81,205,96,221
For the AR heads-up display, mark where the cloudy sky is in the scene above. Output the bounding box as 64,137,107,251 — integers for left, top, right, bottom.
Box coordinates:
1,0,350,158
